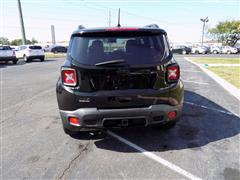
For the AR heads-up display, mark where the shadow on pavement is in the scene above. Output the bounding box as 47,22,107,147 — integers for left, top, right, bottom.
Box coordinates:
73,90,240,152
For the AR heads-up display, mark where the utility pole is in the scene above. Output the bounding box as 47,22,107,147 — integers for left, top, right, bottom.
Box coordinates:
117,8,121,27
200,17,209,46
51,25,56,45
17,0,26,45
108,11,111,27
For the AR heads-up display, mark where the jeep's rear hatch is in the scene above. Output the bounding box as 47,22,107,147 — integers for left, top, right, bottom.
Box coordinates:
64,28,174,109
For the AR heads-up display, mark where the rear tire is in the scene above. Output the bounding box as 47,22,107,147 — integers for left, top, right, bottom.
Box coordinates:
195,50,199,54
24,55,30,62
163,121,177,129
227,51,231,54
12,60,18,64
182,50,186,55
153,121,177,130
63,127,80,136
213,50,217,54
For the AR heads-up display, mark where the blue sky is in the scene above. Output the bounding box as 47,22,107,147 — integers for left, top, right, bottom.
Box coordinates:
1,0,239,43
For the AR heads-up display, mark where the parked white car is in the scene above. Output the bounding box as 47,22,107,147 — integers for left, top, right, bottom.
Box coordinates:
221,46,238,54
15,45,45,62
210,46,221,54
0,45,18,64
191,46,208,54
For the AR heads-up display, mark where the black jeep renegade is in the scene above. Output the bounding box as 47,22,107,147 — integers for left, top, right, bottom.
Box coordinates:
56,25,184,135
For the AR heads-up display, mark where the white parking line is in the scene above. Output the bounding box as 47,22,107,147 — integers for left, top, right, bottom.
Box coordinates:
183,80,209,85
107,130,202,180
200,64,240,67
181,70,201,73
184,101,239,117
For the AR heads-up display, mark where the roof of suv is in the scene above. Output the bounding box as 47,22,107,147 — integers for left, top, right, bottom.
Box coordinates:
72,27,167,36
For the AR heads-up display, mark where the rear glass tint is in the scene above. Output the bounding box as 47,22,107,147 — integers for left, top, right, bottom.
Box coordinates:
29,46,42,50
69,34,170,66
0,46,11,50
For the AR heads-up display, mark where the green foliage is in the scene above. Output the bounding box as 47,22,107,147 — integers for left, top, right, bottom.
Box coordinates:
208,20,240,46
10,38,38,46
11,39,24,46
31,38,38,44
0,37,10,45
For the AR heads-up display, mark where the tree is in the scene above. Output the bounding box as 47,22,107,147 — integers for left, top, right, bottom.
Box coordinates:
11,39,24,46
208,20,240,46
31,38,38,44
10,38,38,46
0,37,10,45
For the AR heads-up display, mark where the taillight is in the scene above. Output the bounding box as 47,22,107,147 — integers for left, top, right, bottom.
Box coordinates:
166,64,180,83
68,117,79,126
61,68,77,86
167,111,177,120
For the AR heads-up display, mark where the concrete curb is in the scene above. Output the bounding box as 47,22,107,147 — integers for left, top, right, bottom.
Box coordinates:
184,57,240,101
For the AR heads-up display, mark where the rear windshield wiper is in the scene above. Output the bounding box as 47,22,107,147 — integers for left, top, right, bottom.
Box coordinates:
95,59,126,67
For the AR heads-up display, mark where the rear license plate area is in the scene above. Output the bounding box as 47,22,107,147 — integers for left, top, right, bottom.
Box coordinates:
103,117,146,127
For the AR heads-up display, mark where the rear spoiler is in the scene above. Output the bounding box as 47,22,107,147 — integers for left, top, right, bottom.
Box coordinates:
78,25,85,30
144,24,159,29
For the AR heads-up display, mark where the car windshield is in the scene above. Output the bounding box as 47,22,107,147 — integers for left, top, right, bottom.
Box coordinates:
69,34,170,66
0,46,11,50
29,46,42,50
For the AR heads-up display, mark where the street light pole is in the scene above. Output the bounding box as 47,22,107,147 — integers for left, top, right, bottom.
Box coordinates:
200,17,209,46
17,0,26,45
51,25,56,45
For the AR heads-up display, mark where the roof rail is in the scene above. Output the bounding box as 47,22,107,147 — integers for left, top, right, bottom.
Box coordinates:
78,25,85,29
144,24,159,28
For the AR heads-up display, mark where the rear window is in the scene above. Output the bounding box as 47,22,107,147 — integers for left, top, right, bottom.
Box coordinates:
69,34,170,65
29,46,42,50
0,46,11,50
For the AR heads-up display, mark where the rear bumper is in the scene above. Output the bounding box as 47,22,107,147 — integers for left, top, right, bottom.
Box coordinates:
0,56,17,61
27,55,45,59
60,103,183,131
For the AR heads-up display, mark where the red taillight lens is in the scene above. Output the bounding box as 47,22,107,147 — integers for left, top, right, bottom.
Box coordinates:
167,111,177,120
62,68,77,86
69,117,79,126
167,64,180,82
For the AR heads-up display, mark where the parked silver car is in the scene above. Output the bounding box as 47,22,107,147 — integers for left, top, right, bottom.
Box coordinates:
191,46,208,54
210,46,221,54
221,46,238,54
0,45,18,64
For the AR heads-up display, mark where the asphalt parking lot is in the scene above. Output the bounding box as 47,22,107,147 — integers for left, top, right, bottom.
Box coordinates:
1,55,240,180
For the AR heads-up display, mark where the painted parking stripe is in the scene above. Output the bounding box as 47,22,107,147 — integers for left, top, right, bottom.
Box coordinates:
107,130,202,180
183,80,209,85
181,70,202,73
184,101,239,117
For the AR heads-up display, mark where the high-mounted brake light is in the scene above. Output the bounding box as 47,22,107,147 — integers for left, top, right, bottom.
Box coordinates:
106,27,139,31
62,68,77,86
166,64,180,83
